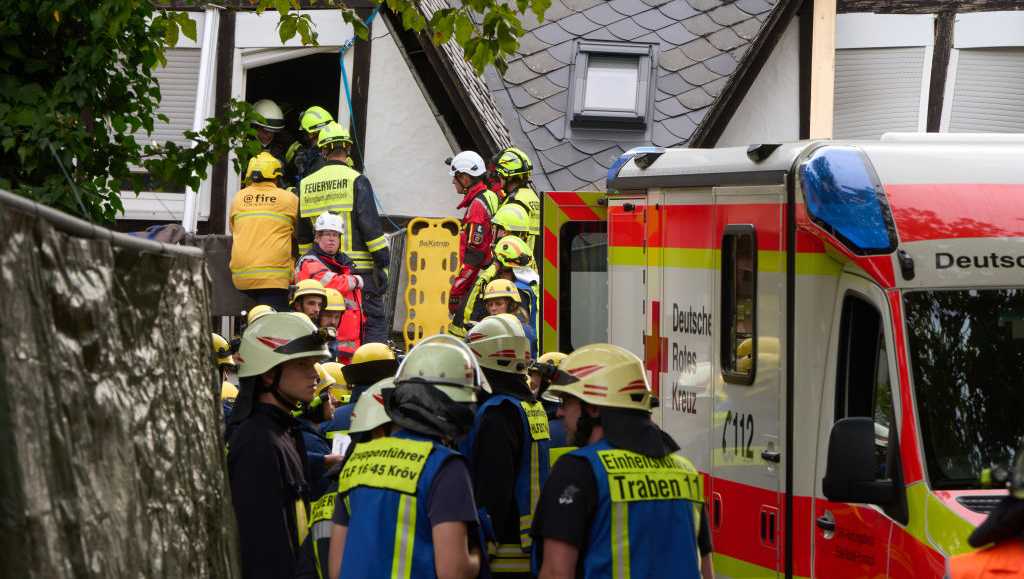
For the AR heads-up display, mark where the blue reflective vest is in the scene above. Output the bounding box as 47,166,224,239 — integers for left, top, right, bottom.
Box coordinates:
463,393,551,571
512,271,539,360
566,440,704,579
337,431,458,579
297,418,334,500
321,402,353,439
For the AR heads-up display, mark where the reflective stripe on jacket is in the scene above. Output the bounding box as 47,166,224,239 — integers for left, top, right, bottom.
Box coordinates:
565,440,703,579
337,431,459,579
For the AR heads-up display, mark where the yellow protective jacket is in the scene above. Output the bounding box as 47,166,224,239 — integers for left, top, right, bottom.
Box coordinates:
296,161,389,274
229,181,298,290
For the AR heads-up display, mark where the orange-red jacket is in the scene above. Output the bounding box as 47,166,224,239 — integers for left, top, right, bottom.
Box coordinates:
451,181,498,309
295,248,363,361
950,540,1024,579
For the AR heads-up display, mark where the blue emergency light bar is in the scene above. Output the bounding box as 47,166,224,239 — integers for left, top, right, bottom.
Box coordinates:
798,146,896,255
607,146,665,190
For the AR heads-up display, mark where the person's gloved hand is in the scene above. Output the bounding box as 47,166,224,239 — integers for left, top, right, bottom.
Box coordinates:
373,267,388,290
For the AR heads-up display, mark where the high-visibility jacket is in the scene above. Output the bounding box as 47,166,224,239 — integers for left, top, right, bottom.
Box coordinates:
449,266,539,358
463,394,551,574
561,440,703,579
295,248,363,360
503,186,540,241
297,161,389,273
308,488,337,579
950,540,1024,579
228,181,298,290
451,181,501,304
336,431,460,579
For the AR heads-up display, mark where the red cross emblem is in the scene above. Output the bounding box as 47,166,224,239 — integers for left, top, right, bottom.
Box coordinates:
643,300,668,397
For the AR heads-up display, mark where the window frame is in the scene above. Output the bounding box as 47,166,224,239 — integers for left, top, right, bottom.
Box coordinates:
569,40,656,130
720,224,758,386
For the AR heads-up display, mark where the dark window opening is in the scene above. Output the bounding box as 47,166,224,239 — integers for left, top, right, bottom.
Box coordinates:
834,293,893,478
720,225,757,385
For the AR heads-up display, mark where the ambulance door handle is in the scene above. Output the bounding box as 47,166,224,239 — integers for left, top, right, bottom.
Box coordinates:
760,450,781,463
816,513,836,533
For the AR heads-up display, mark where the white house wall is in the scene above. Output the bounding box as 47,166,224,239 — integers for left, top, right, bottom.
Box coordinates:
363,18,458,219
716,18,800,147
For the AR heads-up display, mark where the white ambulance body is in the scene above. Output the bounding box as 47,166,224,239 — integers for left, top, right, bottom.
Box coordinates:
602,136,1024,578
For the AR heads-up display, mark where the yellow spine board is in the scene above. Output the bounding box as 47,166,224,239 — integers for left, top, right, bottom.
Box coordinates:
403,217,461,350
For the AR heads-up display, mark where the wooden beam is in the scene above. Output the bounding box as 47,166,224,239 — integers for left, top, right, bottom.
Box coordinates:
808,0,836,139
799,0,813,139
926,11,955,131
207,9,236,235
349,6,374,172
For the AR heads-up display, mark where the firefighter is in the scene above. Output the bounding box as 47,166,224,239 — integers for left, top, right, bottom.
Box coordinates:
247,304,275,324
529,352,568,448
213,333,240,422
482,279,537,360
532,343,714,579
250,99,291,182
491,147,541,252
462,314,548,578
327,334,483,579
229,152,298,312
226,312,332,579
320,362,349,405
289,105,334,184
321,342,399,438
492,203,538,270
298,377,396,579
291,279,328,325
320,289,346,361
448,151,501,323
949,447,1024,578
296,212,364,362
297,122,390,343
295,364,343,500
453,236,540,357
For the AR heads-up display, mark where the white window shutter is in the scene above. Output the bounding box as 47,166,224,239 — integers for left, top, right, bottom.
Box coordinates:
834,47,926,139
948,48,1024,133
136,48,201,150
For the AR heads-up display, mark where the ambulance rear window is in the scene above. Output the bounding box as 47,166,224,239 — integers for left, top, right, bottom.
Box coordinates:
721,225,757,385
799,146,896,255
560,222,608,352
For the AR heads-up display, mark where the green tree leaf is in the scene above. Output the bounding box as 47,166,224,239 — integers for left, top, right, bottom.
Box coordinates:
454,12,473,44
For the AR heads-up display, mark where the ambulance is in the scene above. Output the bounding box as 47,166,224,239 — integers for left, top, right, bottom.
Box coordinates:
542,135,1024,577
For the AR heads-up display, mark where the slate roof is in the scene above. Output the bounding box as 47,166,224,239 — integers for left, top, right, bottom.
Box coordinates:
485,0,777,191
420,0,514,153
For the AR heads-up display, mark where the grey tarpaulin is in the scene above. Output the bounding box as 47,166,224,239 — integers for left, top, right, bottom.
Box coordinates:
189,234,254,318
0,190,240,578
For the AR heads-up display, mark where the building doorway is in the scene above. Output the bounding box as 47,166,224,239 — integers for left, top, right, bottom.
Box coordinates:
245,52,343,153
